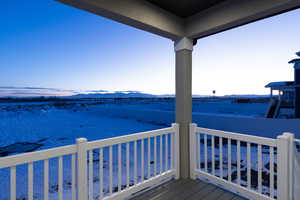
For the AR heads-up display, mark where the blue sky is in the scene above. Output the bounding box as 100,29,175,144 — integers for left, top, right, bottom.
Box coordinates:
0,1,299,96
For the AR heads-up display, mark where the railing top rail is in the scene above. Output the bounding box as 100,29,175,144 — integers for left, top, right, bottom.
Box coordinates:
195,127,277,147
0,144,77,168
0,126,176,168
87,126,174,150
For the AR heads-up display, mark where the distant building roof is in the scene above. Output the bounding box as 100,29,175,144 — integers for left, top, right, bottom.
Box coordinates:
288,58,300,64
265,81,295,89
289,52,300,69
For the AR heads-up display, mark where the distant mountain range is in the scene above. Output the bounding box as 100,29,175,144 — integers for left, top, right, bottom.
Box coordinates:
0,87,167,98
71,91,157,98
0,86,269,99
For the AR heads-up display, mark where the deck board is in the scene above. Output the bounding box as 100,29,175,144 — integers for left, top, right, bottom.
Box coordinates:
130,179,248,200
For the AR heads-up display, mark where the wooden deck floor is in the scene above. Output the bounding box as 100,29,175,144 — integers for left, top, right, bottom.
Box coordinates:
130,179,247,200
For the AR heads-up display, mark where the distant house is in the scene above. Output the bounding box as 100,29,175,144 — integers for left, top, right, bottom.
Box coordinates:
265,52,300,118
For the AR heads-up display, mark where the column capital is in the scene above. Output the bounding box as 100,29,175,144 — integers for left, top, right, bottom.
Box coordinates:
174,37,193,52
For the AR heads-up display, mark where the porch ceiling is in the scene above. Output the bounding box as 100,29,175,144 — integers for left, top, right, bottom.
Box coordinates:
57,0,300,40
146,0,226,18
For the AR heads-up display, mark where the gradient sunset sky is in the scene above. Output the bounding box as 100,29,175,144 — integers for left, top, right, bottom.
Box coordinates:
0,1,299,96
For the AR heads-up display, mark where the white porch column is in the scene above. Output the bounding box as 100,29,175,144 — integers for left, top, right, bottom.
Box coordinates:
174,37,193,179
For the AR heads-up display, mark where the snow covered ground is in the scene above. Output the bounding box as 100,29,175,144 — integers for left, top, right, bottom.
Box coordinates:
0,101,164,151
0,98,298,199
0,98,271,151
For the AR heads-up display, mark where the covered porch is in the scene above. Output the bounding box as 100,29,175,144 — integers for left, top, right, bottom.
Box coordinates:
55,0,300,199
56,0,300,179
1,0,300,200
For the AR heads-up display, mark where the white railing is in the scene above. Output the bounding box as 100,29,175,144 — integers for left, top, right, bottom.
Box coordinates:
2,122,299,200
0,124,179,200
189,123,295,200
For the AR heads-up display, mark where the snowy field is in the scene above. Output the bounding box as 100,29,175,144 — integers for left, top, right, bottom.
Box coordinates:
0,98,298,199
0,98,269,153
0,100,165,151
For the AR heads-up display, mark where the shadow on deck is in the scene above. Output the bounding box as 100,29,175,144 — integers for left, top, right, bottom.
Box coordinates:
130,178,247,200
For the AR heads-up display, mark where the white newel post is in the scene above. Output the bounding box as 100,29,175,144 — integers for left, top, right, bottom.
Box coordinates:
284,132,295,200
77,138,88,200
293,139,300,200
189,123,197,179
172,123,180,179
277,134,291,200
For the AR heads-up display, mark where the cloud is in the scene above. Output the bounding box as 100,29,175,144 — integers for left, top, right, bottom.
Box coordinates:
0,87,76,97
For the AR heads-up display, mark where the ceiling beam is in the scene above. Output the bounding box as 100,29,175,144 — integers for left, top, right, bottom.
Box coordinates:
56,0,185,40
186,0,300,40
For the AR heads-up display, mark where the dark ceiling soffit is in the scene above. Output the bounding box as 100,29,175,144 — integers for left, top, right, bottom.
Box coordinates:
146,0,226,18
56,0,300,42
56,0,185,40
189,5,300,41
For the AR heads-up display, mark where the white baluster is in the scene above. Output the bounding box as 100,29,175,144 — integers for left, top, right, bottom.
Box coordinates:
237,140,241,185
228,139,232,182
154,137,157,176
28,163,33,200
258,144,262,193
160,135,163,173
89,151,93,200
165,134,168,171
44,160,49,200
71,154,76,200
58,156,63,200
109,146,113,195
134,141,138,184
197,134,201,170
126,143,130,188
204,134,208,172
118,144,122,191
247,143,251,189
10,166,16,200
148,137,151,178
171,133,174,170
219,137,223,178
212,136,215,176
141,139,145,182
99,148,104,199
